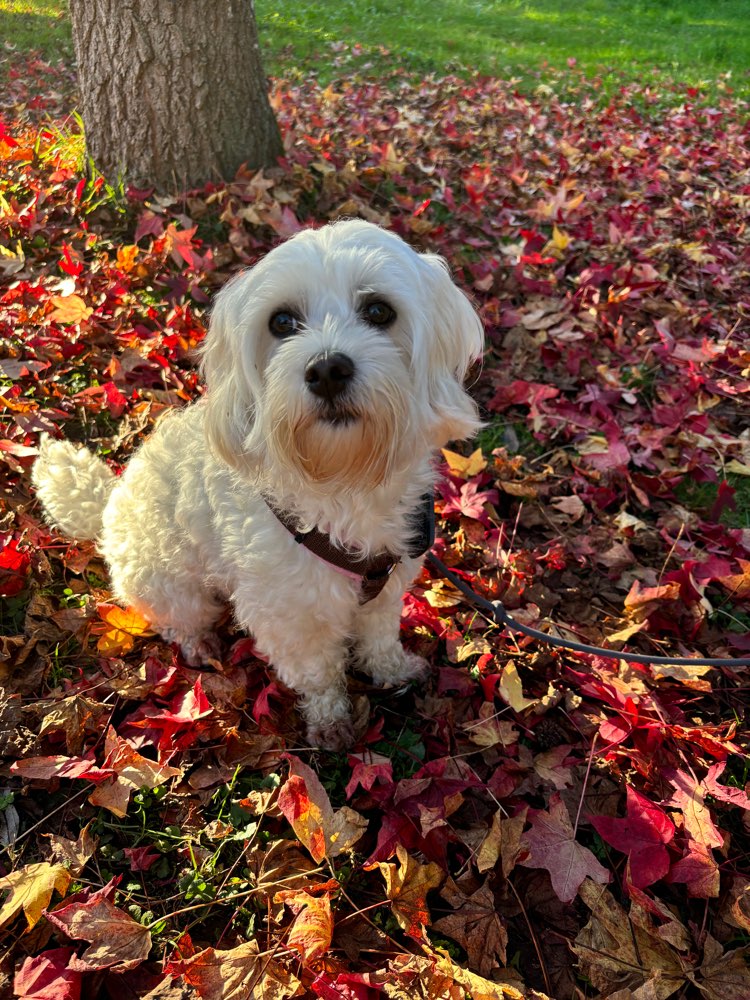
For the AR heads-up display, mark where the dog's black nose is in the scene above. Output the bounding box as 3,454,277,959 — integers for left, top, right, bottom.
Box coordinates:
304,352,355,400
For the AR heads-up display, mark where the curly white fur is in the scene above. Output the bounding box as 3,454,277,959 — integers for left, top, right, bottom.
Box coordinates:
32,220,483,749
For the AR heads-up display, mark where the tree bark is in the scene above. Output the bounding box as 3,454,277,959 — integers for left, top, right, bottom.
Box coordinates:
68,0,283,191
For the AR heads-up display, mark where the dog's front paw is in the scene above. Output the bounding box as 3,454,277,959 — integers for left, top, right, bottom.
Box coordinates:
363,648,430,688
162,628,222,668
300,687,356,750
306,718,357,751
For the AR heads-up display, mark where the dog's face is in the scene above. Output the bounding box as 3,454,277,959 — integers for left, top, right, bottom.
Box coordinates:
201,220,483,490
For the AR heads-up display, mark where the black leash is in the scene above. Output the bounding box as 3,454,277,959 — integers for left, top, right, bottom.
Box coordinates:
265,487,749,667
425,550,750,669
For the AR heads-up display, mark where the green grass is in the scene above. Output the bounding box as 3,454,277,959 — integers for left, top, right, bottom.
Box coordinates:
257,0,750,94
676,473,750,530
1,0,748,95
0,0,72,60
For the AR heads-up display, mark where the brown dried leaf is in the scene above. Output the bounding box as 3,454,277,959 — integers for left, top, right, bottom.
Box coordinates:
433,877,508,975
692,936,750,1000
46,822,98,875
45,893,151,971
170,940,301,999
38,694,106,755
574,878,687,999
477,808,528,876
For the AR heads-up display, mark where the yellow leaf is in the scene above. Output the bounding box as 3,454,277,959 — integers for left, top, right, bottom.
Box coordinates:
477,808,528,876
423,580,463,608
94,603,153,656
433,950,534,1000
464,702,519,748
551,225,570,250
0,862,71,931
679,241,716,264
441,447,487,479
49,294,93,325
366,844,443,939
498,661,537,712
605,620,647,643
725,459,750,476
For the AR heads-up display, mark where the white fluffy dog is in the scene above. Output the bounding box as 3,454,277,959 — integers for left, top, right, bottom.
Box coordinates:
32,220,483,749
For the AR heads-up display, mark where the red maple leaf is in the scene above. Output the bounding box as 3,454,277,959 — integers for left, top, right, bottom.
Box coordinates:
0,538,30,597
591,786,675,888
520,793,610,902
13,947,82,1000
346,752,393,799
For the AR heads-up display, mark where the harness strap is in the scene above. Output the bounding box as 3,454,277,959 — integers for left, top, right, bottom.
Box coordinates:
264,492,435,605
265,502,399,603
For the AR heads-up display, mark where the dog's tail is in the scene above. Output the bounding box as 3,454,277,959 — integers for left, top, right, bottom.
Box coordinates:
31,435,115,541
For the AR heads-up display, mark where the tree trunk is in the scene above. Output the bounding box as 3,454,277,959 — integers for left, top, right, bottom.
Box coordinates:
68,0,283,191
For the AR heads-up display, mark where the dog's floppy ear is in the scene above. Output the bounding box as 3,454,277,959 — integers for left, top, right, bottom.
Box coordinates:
419,253,484,445
199,270,261,470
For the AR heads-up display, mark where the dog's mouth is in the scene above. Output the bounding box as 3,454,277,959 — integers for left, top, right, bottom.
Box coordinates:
317,402,358,427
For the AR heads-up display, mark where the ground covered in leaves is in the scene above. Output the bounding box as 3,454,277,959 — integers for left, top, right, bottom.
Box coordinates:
1,52,750,1000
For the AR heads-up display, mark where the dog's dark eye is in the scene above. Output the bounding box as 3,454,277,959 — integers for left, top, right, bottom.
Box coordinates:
269,310,300,338
362,301,396,327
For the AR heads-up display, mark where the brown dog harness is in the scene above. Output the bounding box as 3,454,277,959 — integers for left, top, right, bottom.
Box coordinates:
265,493,434,604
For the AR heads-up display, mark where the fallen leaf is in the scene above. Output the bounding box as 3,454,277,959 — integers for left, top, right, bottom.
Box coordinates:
574,878,687,998
13,946,83,1000
433,876,508,975
38,695,106,755
591,786,675,888
277,755,367,863
44,889,151,971
48,293,93,324
520,794,610,902
94,603,153,656
464,702,518,748
0,862,71,931
689,935,750,1000
166,939,301,999
87,727,182,817
667,768,724,852
442,447,487,478
46,823,98,875
497,661,537,712
477,808,528,876
367,843,443,939
274,887,334,965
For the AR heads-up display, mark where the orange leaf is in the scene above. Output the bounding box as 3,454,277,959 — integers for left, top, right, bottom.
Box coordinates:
48,294,93,325
115,244,139,273
88,727,181,818
277,757,366,863
94,603,153,656
166,940,301,998
274,889,333,965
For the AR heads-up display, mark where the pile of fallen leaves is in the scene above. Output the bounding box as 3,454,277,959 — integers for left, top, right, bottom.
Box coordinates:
1,50,749,999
